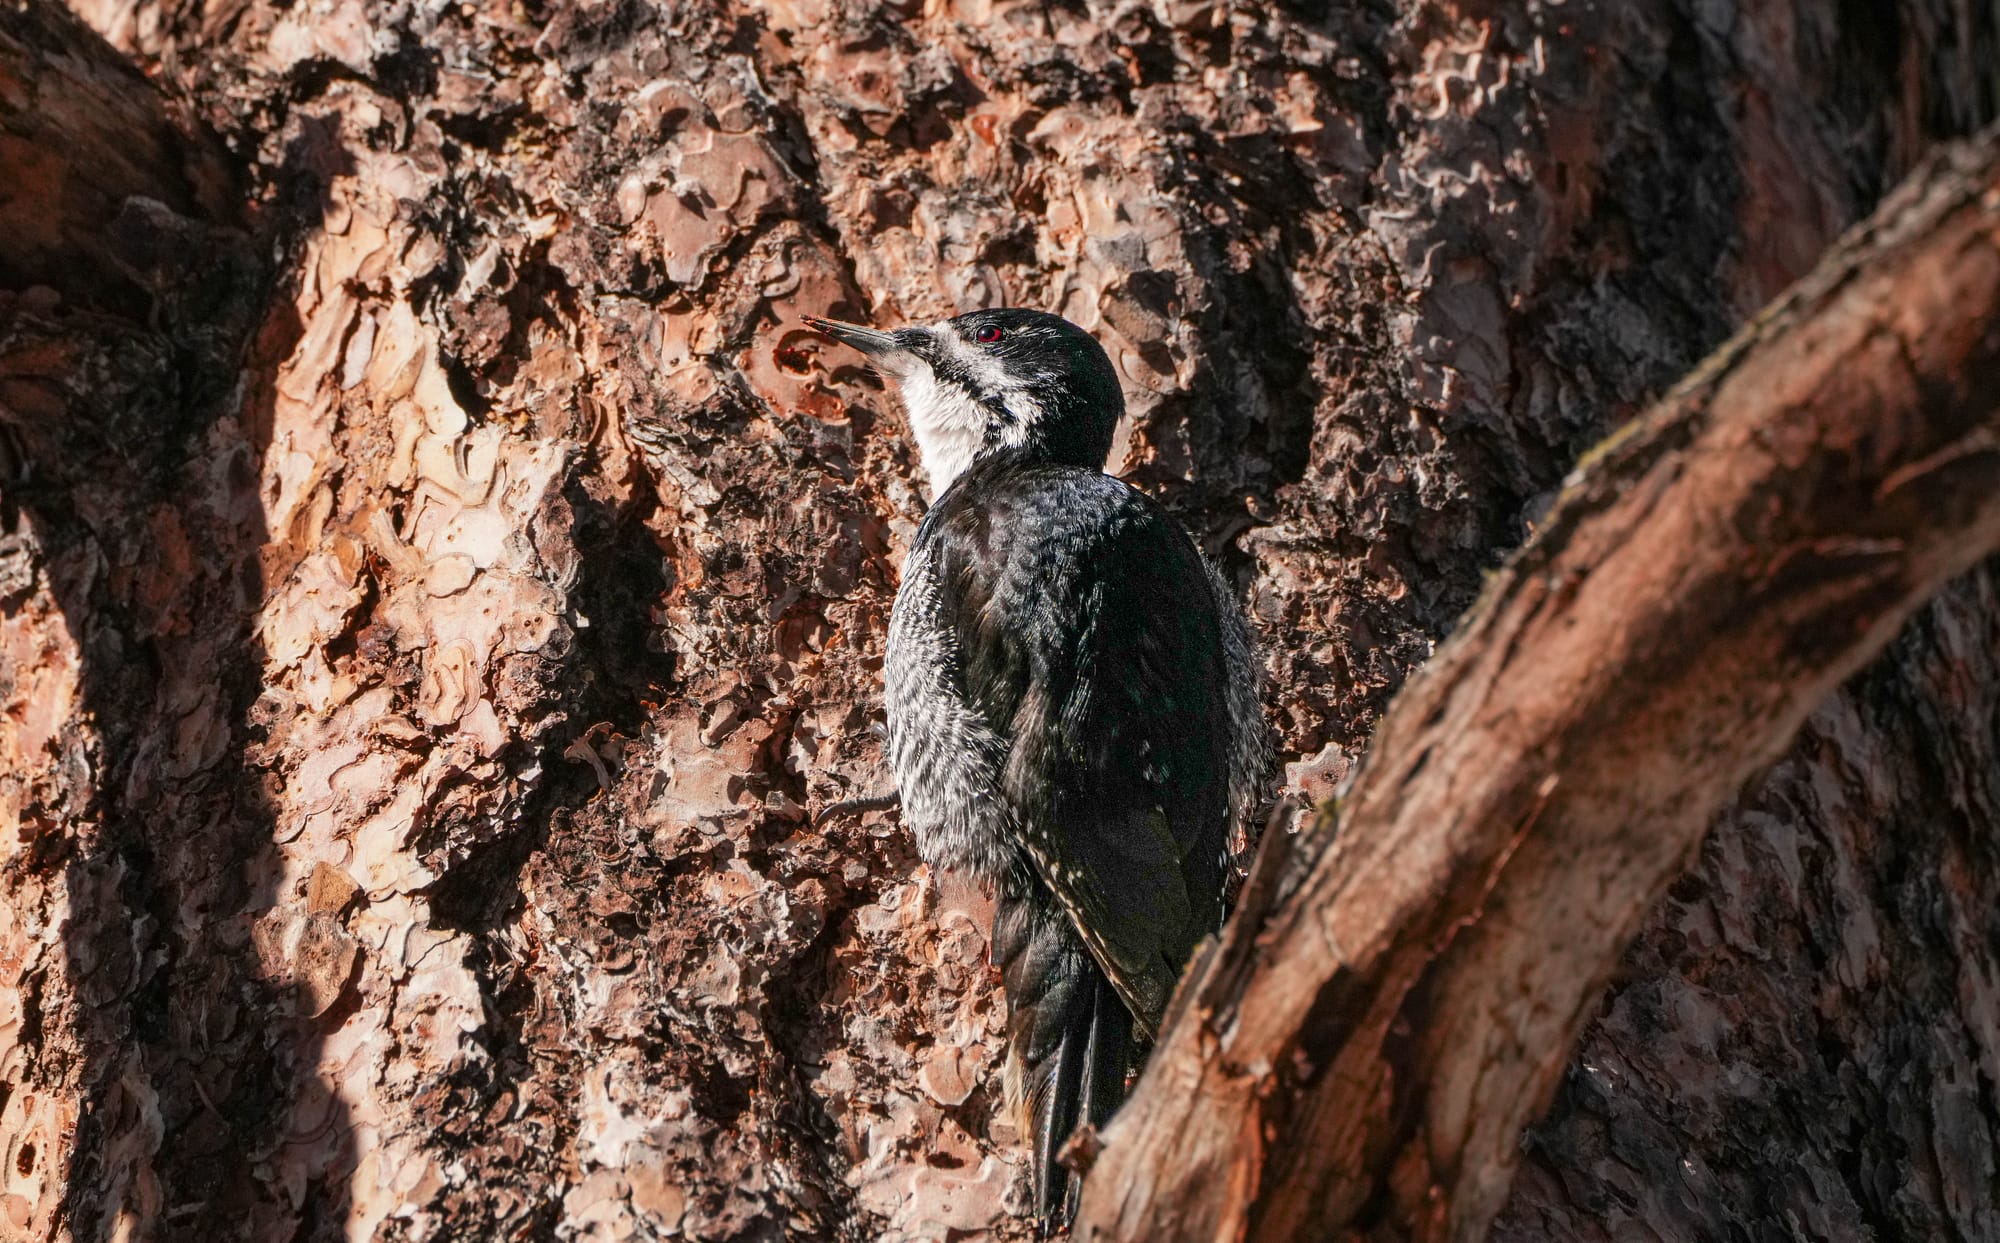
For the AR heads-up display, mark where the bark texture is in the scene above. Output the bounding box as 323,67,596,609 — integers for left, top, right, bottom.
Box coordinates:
0,1,1996,1241
1075,127,2000,1243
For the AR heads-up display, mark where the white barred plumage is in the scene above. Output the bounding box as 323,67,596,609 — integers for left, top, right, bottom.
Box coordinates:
807,307,1268,1234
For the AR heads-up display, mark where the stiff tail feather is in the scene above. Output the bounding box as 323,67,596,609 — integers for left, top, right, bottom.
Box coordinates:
994,875,1135,1234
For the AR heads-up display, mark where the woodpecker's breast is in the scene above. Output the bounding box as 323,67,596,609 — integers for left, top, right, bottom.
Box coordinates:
882,455,1259,900
884,539,1018,880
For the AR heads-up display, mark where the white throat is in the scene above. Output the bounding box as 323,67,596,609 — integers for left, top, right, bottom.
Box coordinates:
891,326,1040,500
896,366,991,500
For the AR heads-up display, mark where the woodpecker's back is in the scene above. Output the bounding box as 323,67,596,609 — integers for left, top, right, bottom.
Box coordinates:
806,308,1265,1232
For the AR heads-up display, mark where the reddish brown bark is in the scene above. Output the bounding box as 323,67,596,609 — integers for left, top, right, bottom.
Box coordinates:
2,1,1998,1240
0,3,238,304
1076,126,2000,1243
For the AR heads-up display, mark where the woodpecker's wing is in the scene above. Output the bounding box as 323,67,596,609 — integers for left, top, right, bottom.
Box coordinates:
916,460,1236,1037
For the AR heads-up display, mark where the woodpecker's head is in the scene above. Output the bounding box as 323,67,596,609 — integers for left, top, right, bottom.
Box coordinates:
805,308,1124,499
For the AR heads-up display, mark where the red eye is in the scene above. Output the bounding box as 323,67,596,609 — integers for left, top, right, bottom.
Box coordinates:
975,324,1003,343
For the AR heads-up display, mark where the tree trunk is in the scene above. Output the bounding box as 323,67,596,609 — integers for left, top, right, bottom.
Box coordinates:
1,3,1996,1243
1075,127,2000,1243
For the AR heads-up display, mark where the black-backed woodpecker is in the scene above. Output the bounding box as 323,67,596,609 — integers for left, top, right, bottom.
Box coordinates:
806,307,1266,1232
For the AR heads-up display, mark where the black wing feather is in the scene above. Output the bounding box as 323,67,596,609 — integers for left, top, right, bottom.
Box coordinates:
919,457,1232,1034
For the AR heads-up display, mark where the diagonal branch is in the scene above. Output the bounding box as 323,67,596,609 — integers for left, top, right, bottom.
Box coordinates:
1077,124,2000,1243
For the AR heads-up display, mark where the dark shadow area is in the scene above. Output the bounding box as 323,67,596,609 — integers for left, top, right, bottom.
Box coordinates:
425,463,677,936
0,11,357,1235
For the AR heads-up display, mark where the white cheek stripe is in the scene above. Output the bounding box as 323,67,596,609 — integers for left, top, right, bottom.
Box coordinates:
897,324,1042,498
898,367,989,500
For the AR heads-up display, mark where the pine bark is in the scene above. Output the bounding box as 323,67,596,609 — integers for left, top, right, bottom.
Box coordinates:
0,2,1996,1242
1076,126,2000,1243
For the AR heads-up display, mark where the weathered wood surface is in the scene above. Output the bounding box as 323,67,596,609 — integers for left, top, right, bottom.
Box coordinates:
1,0,1996,1239
1078,124,2000,1243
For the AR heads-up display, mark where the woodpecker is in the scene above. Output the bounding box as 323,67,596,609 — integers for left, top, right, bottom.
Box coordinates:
806,308,1266,1231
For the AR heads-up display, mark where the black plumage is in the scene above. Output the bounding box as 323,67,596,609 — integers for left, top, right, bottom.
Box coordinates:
806,308,1264,1231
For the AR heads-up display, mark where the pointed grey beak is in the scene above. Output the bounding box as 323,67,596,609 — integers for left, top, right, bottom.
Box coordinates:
803,315,901,357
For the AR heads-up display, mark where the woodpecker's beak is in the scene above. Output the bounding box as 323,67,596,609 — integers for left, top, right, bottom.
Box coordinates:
803,315,901,358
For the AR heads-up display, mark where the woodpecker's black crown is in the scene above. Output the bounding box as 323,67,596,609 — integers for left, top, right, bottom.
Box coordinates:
806,307,1126,497
924,307,1125,467
811,303,1266,1235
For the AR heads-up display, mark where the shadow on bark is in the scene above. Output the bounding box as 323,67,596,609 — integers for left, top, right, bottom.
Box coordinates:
1501,560,2000,1241
0,12,358,1228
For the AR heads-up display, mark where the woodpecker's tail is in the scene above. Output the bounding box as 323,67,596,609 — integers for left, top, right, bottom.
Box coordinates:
993,873,1134,1234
